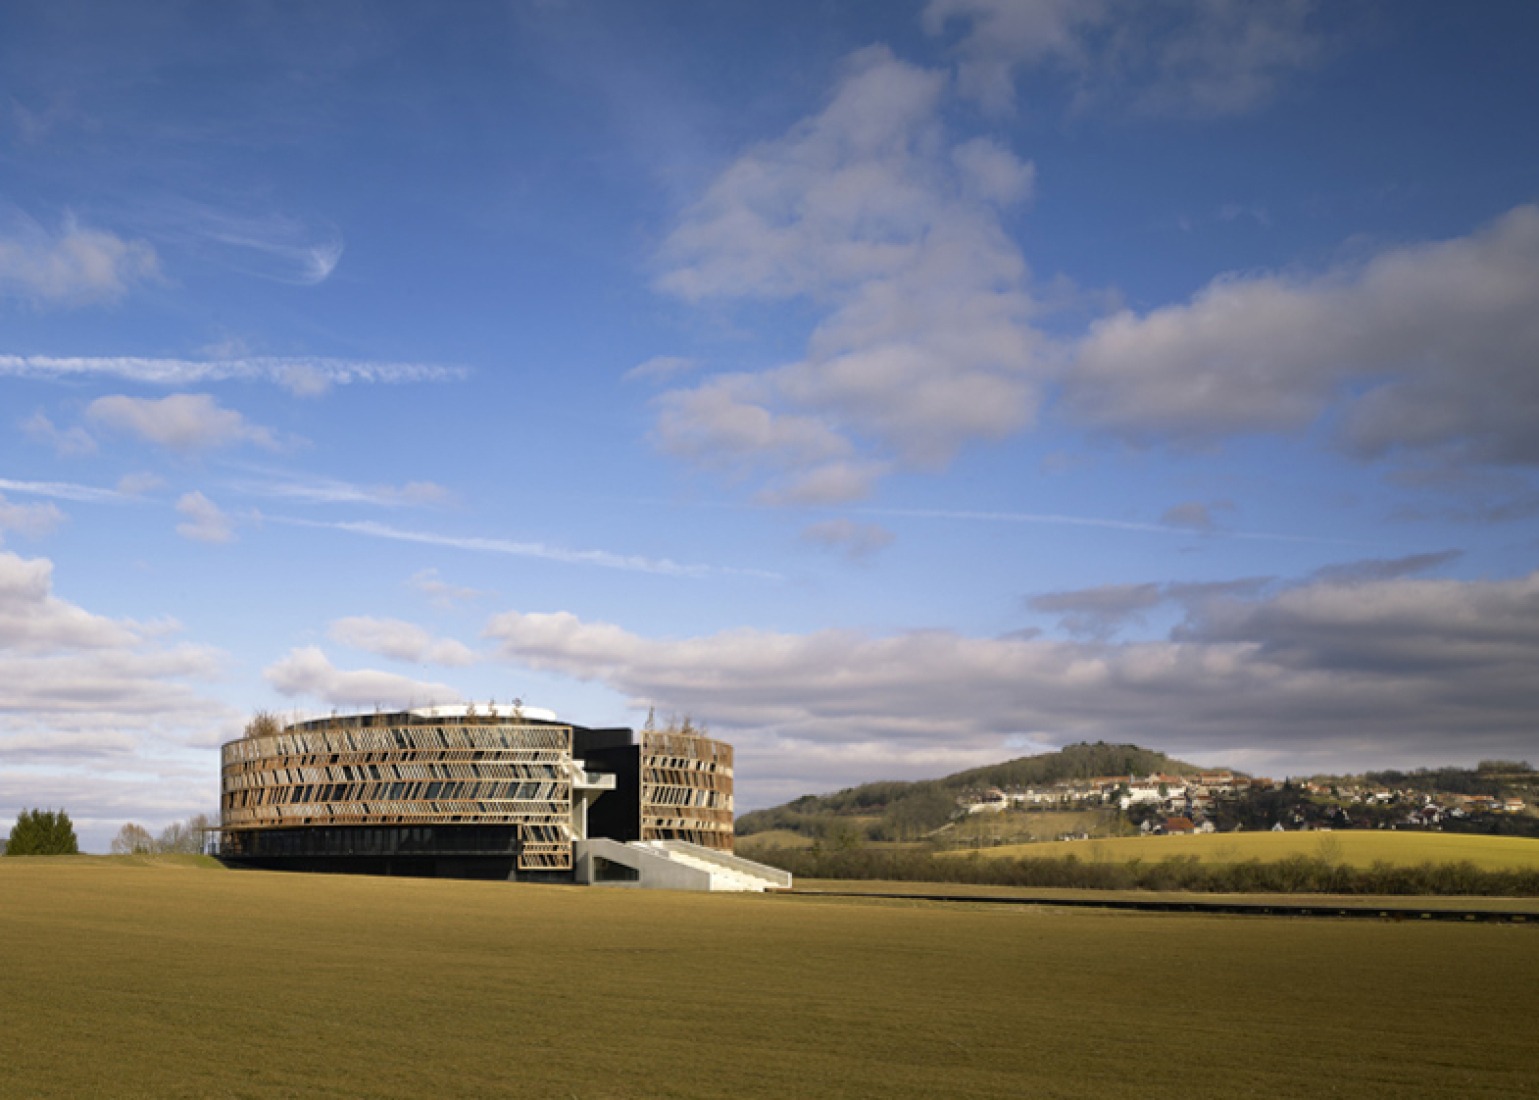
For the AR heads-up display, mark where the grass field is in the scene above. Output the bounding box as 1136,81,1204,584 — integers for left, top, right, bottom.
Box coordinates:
946,829,1539,871
2,858,1536,1098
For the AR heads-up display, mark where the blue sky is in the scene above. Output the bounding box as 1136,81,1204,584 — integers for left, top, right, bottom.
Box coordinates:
3,0,1537,850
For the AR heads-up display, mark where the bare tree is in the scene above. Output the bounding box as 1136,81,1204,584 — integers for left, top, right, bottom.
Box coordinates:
243,710,282,739
111,823,156,855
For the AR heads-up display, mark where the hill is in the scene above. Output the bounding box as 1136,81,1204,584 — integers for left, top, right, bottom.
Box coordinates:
736,742,1211,842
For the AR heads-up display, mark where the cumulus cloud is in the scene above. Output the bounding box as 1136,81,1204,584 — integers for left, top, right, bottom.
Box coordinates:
87,393,279,451
21,411,97,457
1065,205,1539,467
484,568,1539,796
800,518,896,560
328,616,478,666
0,495,66,541
924,0,1324,117
654,46,1043,498
0,551,136,651
0,213,160,305
0,552,230,773
174,491,234,544
264,645,460,709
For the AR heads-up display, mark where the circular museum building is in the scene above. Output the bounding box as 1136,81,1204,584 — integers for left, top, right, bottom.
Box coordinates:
216,705,786,890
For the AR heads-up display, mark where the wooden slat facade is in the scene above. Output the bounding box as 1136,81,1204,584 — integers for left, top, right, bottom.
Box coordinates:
640,730,735,852
222,720,576,870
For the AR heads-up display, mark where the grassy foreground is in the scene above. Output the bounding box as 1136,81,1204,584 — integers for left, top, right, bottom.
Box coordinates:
2,858,1536,1099
949,829,1539,870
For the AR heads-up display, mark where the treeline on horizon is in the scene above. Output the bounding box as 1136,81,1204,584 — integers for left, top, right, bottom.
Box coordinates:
752,846,1539,898
737,742,1200,841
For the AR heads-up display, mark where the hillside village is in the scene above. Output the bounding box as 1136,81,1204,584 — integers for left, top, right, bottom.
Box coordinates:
959,770,1534,838
736,745,1539,846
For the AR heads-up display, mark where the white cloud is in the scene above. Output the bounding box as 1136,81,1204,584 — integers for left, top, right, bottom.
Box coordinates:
21,411,97,456
1065,204,1539,467
328,616,478,666
0,495,66,541
654,46,1043,497
924,0,1324,117
0,213,160,305
87,393,279,451
0,353,468,391
174,491,234,544
0,551,136,651
0,553,230,807
484,569,1539,795
264,645,460,709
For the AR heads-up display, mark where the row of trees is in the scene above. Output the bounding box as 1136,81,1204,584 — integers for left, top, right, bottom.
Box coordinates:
110,814,215,855
1,809,216,856
3,809,80,855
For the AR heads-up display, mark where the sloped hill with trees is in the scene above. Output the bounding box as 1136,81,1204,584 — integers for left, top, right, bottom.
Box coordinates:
736,742,1211,842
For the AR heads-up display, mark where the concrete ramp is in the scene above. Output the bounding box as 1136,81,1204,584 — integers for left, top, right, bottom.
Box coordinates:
572,838,792,892
638,840,792,892
573,838,712,891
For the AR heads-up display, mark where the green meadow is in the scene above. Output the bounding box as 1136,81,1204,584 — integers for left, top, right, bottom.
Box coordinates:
951,829,1539,870
1,857,1535,1099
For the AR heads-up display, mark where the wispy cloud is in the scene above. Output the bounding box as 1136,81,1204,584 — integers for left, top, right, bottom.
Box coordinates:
409,568,488,607
0,477,127,504
0,354,469,394
625,355,698,382
266,515,780,579
861,505,1354,545
226,470,451,508
143,200,345,286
